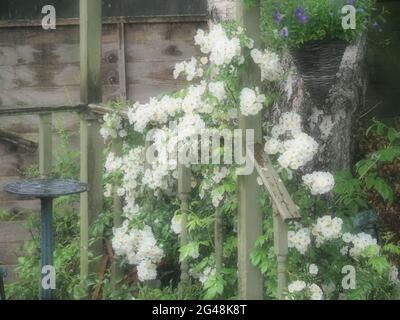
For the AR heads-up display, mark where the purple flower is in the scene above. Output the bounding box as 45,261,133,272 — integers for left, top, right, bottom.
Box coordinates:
295,7,309,24
274,11,283,24
347,0,356,5
280,27,289,38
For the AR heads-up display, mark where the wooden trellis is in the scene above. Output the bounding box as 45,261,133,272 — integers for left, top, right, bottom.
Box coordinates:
248,143,301,299
0,0,302,300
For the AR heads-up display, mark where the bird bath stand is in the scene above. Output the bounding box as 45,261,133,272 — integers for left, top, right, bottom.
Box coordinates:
5,179,87,300
0,267,6,300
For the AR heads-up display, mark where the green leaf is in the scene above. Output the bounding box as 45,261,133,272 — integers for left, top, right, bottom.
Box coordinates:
179,242,200,262
387,128,399,143
373,178,394,203
203,275,225,300
356,159,375,176
368,255,390,275
374,147,400,162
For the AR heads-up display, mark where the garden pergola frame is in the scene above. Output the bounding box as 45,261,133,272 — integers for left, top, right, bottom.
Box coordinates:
0,0,300,300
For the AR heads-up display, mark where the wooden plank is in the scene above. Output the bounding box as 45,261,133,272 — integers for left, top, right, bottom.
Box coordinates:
0,112,79,135
124,22,202,43
79,0,104,281
126,61,185,85
0,25,116,66
0,63,119,87
127,83,183,103
0,221,32,243
0,199,40,212
117,23,127,99
236,0,264,300
0,66,16,89
0,85,119,110
0,128,37,152
214,207,223,272
178,164,191,298
39,113,52,177
273,206,288,300
0,242,24,265
250,143,301,221
0,154,20,177
125,40,199,63
0,103,85,116
14,64,81,87
0,24,116,45
0,87,81,109
0,15,208,28
110,138,123,289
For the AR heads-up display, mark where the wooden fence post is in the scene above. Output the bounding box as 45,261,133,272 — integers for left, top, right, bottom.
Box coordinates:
110,137,123,289
178,164,191,298
273,205,288,300
235,0,264,300
79,0,103,282
249,144,301,299
39,113,52,178
214,207,223,272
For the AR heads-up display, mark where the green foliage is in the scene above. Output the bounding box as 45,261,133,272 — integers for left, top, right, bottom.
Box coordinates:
334,120,400,216
0,207,25,221
203,273,225,300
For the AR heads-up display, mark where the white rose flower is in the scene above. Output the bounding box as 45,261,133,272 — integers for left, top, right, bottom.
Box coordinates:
264,138,282,155
308,283,323,300
302,171,335,195
342,233,354,243
309,264,319,275
251,48,283,82
288,280,306,293
117,187,126,197
171,214,183,235
389,265,400,284
239,87,265,116
208,81,226,101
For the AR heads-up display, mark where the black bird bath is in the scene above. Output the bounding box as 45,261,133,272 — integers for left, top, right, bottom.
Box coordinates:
5,179,87,300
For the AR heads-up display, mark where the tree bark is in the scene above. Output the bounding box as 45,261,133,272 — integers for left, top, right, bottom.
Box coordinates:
267,35,368,172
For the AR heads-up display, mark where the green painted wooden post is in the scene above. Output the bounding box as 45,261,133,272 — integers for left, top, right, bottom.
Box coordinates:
214,207,223,272
273,205,289,300
39,113,52,178
79,0,103,282
110,137,123,289
236,0,264,300
178,164,191,298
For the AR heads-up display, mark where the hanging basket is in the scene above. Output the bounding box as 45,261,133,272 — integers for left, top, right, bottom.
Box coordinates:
290,40,347,106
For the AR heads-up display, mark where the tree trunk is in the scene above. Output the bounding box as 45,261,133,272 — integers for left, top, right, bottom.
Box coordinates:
267,35,368,172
